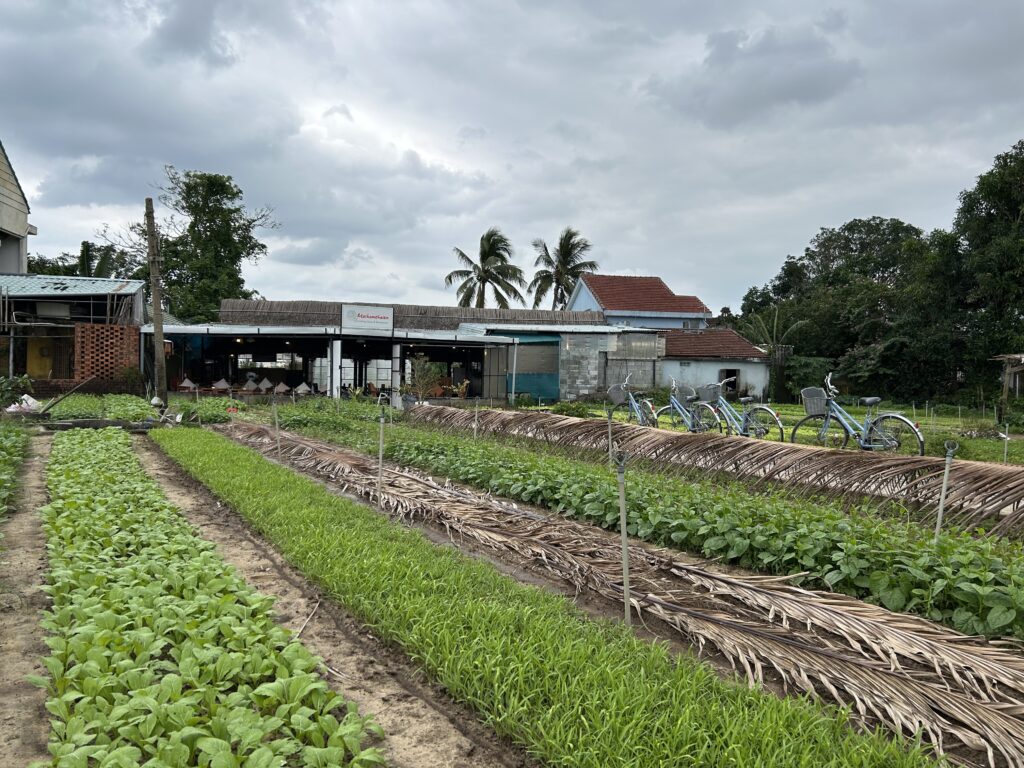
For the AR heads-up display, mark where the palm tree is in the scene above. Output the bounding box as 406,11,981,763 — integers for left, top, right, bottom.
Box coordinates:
77,241,115,278
444,227,526,308
528,227,598,310
738,306,808,401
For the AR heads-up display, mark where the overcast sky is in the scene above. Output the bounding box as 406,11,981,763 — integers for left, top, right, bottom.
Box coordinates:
3,0,1022,312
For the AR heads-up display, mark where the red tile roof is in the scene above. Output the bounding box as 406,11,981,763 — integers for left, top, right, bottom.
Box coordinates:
661,328,767,359
580,274,710,314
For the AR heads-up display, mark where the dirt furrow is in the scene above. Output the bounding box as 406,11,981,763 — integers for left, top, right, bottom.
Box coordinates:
133,435,535,768
0,433,52,765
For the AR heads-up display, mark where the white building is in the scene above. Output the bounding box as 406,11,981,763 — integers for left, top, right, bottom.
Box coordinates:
0,141,35,273
565,274,711,329
659,328,770,398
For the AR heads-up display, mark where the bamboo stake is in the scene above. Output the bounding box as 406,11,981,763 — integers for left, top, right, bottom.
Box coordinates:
934,441,958,542
616,450,631,626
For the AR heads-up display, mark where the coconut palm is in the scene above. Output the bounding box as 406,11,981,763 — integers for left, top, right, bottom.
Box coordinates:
528,227,598,310
444,227,526,308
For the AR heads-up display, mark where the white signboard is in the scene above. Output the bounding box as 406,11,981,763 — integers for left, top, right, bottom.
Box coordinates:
342,304,394,333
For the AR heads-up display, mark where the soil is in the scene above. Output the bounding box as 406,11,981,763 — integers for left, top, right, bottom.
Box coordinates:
133,436,536,768
0,432,52,765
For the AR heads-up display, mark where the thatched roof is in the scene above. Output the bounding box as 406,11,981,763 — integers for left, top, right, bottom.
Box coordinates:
219,299,605,331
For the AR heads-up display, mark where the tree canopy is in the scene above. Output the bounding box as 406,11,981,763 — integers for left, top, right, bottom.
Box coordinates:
738,139,1024,402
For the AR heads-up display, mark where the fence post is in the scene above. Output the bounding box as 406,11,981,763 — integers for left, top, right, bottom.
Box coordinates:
615,450,631,626
934,440,958,543
377,405,386,493
1004,423,1010,464
272,395,281,458
474,397,480,439
607,406,614,467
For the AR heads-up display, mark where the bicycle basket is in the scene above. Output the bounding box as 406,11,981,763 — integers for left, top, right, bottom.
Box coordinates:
696,384,721,403
606,383,627,406
801,387,828,417
676,384,697,399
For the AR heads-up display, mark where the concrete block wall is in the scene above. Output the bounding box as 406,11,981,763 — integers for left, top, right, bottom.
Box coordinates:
559,334,604,400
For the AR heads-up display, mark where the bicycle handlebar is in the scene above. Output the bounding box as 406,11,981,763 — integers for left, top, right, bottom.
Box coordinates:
622,373,633,388
824,372,839,397
718,376,736,387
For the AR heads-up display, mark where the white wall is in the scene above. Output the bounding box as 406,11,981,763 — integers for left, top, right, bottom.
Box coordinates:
660,359,770,399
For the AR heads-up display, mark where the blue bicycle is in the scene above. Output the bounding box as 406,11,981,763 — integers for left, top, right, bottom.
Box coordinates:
654,378,720,432
790,373,924,455
698,377,785,440
607,373,658,427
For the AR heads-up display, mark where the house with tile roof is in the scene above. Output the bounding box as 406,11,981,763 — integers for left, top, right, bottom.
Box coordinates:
0,141,36,273
659,328,769,398
565,274,712,329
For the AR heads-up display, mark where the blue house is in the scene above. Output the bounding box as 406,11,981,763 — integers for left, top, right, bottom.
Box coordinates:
565,274,711,329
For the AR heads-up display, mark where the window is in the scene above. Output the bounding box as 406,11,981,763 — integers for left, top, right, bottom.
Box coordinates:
718,368,739,392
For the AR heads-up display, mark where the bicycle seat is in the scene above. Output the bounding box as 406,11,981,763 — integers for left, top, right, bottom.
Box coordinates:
860,396,881,406
738,396,755,404
684,395,699,403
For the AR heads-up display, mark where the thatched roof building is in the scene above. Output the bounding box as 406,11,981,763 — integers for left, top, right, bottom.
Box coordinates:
219,299,605,331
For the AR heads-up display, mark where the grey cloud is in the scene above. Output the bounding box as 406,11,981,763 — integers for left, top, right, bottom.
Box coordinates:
457,126,487,146
645,24,861,127
5,0,1024,315
146,0,237,67
324,104,353,121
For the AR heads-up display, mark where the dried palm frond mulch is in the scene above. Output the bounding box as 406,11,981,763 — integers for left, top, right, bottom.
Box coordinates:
407,405,1024,535
221,422,1024,767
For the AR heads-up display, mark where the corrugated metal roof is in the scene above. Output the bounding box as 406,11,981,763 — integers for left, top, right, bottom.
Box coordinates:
0,273,145,296
219,299,606,330
459,322,645,335
140,323,516,344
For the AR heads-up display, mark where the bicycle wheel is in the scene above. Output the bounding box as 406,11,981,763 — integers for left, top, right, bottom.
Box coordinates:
867,414,925,456
743,406,785,441
791,415,849,449
640,399,658,427
655,405,681,429
691,403,723,433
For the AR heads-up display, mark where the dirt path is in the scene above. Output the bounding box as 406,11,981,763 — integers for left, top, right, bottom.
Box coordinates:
133,436,534,768
0,432,52,764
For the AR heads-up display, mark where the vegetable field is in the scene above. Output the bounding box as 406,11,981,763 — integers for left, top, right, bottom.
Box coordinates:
272,400,1024,639
30,429,384,767
13,396,1024,767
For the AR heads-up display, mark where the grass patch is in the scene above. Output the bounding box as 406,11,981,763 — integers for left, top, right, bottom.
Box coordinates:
153,427,941,768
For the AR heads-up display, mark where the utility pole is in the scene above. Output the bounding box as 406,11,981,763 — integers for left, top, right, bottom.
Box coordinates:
145,198,167,406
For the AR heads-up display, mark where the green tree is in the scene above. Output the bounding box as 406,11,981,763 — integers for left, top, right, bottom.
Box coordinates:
444,227,526,308
955,140,1024,369
29,241,123,278
101,166,274,323
156,168,274,322
527,227,598,309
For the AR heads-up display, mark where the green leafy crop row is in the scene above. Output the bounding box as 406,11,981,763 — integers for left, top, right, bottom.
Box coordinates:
273,403,1024,639
153,427,940,768
47,394,154,421
171,396,248,424
0,424,26,552
33,428,383,768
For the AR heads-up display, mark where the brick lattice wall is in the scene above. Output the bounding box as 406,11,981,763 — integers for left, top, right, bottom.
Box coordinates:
73,323,140,380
